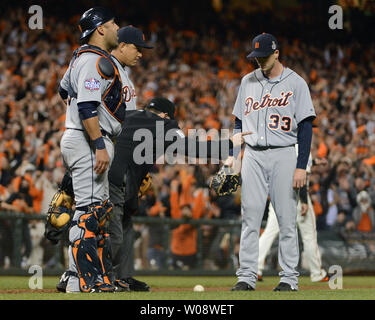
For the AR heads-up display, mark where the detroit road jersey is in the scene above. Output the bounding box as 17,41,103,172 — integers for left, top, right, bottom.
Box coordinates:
112,57,137,111
232,67,316,147
60,50,123,208
60,51,123,137
232,66,316,290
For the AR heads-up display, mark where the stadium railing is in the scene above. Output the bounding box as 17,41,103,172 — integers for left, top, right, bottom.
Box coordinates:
2,211,375,277
0,211,243,276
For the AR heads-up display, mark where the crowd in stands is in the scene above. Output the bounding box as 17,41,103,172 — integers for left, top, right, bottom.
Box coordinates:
0,4,374,270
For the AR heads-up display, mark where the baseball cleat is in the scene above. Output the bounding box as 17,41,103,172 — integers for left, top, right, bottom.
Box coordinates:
114,279,131,292
318,273,334,282
91,282,117,293
123,277,150,292
230,281,255,291
56,271,69,293
319,276,329,282
273,282,298,292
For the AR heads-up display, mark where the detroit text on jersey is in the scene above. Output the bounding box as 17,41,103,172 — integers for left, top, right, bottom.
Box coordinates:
244,91,293,115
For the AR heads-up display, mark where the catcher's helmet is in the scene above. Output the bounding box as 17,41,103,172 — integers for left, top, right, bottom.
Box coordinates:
79,7,115,42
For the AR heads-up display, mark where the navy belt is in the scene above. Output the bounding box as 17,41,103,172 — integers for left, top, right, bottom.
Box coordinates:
70,203,101,226
66,127,84,132
75,202,101,212
100,129,113,140
247,143,294,151
66,128,113,141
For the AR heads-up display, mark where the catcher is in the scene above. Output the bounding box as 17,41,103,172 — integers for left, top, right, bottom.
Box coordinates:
50,97,249,292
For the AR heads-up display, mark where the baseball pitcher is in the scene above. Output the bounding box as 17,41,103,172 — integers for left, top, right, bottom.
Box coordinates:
228,33,316,292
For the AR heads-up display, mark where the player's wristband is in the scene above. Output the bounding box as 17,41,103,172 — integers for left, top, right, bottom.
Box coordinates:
299,185,308,204
94,136,106,150
229,117,243,157
58,85,68,100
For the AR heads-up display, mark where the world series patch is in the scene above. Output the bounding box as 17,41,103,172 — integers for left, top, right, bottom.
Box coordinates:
84,78,101,91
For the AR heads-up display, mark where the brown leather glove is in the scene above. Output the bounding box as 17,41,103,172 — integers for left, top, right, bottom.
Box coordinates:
138,173,152,198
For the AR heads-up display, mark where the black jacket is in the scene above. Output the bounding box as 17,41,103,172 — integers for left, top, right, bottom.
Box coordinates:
108,109,232,214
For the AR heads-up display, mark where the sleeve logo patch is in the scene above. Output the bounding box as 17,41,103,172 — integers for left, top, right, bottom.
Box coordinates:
84,78,101,91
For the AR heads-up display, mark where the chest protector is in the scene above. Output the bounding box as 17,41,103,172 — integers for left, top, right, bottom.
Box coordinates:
68,44,126,123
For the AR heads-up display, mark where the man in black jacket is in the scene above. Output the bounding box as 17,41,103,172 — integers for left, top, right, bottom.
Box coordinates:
108,97,246,291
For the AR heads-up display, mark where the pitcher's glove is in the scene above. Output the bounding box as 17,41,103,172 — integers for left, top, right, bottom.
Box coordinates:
209,165,241,196
138,173,152,198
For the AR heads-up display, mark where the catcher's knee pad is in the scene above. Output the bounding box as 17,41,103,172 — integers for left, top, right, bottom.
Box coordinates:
69,199,113,241
71,211,100,241
71,238,102,292
88,200,113,229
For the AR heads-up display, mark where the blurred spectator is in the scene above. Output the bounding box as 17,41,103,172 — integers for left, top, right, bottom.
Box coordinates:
0,219,12,268
0,176,34,267
145,192,169,270
347,191,375,233
203,188,241,269
169,170,209,270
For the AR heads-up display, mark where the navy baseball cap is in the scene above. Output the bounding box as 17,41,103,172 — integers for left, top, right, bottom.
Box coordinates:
247,33,278,59
118,26,153,49
147,97,175,119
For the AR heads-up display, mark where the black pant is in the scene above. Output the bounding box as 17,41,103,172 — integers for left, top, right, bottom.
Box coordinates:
108,183,134,280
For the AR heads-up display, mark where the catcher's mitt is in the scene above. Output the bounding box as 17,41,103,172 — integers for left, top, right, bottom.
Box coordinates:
138,173,152,198
46,190,73,227
44,189,74,244
209,165,241,196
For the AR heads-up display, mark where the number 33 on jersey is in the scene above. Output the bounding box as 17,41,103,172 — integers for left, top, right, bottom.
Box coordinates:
233,67,316,147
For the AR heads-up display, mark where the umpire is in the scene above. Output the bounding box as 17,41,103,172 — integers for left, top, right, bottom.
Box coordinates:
108,97,242,291
108,98,175,291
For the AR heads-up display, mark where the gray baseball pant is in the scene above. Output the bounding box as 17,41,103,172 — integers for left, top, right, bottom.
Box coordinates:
60,129,114,292
236,145,299,289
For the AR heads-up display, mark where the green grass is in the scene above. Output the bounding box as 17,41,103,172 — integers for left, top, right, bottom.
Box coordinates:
1,275,375,300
